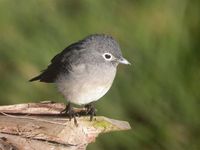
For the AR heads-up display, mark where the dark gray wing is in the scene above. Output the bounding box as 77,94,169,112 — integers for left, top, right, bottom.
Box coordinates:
29,41,84,83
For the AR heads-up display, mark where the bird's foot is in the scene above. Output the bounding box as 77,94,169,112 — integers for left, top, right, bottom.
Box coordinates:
60,103,78,126
85,103,96,121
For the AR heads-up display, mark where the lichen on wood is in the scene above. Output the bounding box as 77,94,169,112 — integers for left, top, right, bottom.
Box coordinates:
0,101,131,150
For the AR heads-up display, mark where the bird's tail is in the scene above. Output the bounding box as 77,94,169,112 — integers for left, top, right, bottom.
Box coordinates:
29,75,41,82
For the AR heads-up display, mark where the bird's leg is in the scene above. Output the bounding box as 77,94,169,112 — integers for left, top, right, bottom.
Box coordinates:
85,102,96,121
60,103,77,126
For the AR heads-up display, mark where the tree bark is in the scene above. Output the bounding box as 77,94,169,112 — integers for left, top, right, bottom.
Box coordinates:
0,102,131,150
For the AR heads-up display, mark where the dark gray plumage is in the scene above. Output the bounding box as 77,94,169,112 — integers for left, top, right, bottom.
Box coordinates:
30,34,125,83
30,34,130,121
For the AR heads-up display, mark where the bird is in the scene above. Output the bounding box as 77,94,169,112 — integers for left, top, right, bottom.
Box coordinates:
29,34,130,124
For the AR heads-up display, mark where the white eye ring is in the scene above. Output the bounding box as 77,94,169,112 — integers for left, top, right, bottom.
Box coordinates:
103,53,113,61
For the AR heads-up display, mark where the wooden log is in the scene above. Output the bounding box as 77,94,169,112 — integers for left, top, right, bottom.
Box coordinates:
0,102,131,150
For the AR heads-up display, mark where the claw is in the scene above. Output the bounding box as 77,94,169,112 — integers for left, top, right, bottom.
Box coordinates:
60,103,78,126
85,103,96,121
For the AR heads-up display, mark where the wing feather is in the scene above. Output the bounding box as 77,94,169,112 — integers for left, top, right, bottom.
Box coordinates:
29,41,84,83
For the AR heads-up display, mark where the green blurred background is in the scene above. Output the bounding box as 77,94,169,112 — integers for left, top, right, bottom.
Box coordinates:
0,0,200,149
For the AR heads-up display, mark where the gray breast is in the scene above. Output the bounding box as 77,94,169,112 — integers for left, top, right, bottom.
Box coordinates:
56,63,117,105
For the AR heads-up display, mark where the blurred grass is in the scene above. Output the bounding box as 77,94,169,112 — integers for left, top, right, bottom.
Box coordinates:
0,0,200,150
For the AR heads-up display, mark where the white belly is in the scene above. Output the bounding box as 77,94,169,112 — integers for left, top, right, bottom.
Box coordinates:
56,64,116,105
71,84,111,105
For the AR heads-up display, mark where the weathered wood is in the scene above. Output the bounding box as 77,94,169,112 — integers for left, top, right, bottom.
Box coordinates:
0,102,131,150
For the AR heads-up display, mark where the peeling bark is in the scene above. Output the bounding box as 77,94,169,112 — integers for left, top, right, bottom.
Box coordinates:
0,102,131,150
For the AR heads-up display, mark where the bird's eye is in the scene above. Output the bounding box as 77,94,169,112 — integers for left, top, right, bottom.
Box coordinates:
103,53,112,60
